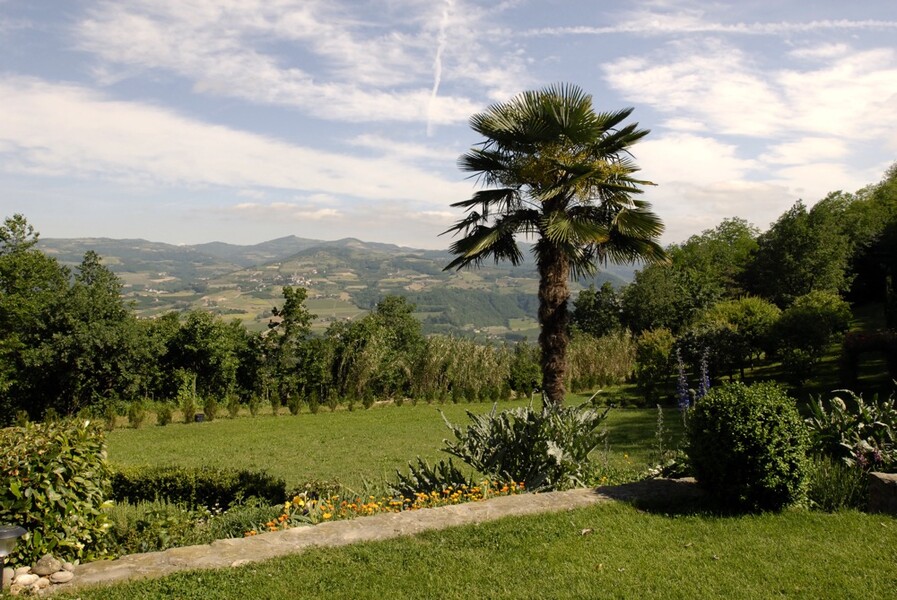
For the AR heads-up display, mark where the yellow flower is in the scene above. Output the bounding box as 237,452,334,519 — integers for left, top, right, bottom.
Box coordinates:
323,512,332,520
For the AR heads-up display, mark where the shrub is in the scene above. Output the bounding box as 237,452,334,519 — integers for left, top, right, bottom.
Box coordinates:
774,291,851,384
248,395,261,417
178,376,197,424
110,465,287,510
269,394,281,416
0,420,112,565
805,390,897,471
687,382,808,511
805,455,867,512
441,402,609,491
203,396,219,422
226,395,240,419
127,401,146,429
287,394,302,416
156,402,173,426
389,458,472,501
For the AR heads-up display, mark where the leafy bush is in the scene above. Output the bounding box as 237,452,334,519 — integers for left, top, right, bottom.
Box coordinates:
0,420,112,565
203,396,219,422
248,395,261,417
127,401,146,429
805,455,867,512
156,402,173,426
805,390,897,471
441,402,609,491
227,395,240,419
389,458,473,501
774,291,851,384
287,394,302,415
635,328,675,404
687,382,809,511
110,465,287,510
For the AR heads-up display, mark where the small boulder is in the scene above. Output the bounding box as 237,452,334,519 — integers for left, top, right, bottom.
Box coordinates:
9,582,24,596
2,566,13,589
62,562,75,572
34,576,50,589
868,472,897,515
49,570,74,584
12,573,37,587
32,554,62,576
13,567,31,578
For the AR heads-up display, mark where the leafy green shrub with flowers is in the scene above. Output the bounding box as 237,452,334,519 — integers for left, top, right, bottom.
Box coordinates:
0,419,113,565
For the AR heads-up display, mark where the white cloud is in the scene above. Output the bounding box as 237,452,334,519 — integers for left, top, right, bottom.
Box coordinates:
759,137,848,166
231,202,341,221
0,76,470,205
73,0,523,125
606,40,897,143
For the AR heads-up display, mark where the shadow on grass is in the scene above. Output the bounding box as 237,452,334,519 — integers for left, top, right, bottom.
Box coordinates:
593,478,728,516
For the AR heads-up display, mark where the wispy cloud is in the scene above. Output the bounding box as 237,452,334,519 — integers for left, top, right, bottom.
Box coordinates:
526,17,897,37
427,0,454,136
0,76,469,204
74,0,520,125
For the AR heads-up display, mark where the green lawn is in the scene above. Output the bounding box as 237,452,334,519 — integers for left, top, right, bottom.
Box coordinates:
59,502,897,600
107,400,681,490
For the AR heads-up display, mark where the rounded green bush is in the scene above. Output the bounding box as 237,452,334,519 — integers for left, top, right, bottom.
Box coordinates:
687,382,808,511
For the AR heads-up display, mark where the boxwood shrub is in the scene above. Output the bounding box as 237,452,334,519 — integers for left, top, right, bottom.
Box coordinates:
0,419,112,565
110,465,287,510
687,382,809,511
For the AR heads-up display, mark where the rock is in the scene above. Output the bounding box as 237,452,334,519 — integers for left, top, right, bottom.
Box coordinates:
32,555,62,577
3,566,13,589
62,562,75,572
35,576,50,589
12,573,38,587
14,567,31,578
49,570,74,584
9,582,23,596
868,472,897,515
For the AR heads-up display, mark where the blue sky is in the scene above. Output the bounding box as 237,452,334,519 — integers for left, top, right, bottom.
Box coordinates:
2,0,896,249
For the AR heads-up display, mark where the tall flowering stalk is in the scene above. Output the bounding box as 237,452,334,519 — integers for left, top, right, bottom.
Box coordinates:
697,349,711,401
676,349,690,411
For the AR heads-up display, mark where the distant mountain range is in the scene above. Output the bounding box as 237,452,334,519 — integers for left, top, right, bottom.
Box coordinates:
40,235,638,341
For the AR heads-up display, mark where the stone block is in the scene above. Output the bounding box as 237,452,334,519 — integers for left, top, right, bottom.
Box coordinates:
867,472,897,515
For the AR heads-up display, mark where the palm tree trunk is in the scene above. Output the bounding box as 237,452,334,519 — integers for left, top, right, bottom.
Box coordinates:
537,241,570,406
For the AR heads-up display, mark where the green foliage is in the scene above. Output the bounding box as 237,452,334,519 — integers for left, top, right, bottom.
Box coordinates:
634,328,675,404
156,402,173,426
110,465,286,511
774,291,851,383
441,402,610,491
805,390,897,471
687,382,809,511
745,198,852,307
571,282,622,338
0,419,112,565
287,393,302,415
178,372,197,424
805,455,868,512
248,395,261,417
227,395,240,419
203,396,219,422
127,400,146,429
566,330,635,392
508,341,541,394
388,458,473,501
621,264,712,335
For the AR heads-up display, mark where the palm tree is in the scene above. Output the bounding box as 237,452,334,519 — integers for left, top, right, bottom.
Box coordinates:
444,84,667,406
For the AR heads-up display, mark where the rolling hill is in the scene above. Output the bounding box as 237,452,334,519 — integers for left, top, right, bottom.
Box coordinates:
40,236,636,340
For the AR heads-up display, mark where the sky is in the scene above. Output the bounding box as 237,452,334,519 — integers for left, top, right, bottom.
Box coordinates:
1,0,896,250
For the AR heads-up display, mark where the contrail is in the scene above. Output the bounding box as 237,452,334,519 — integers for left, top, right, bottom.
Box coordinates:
426,0,453,137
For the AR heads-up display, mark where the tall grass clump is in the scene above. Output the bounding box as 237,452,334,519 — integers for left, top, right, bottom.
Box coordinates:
567,330,636,392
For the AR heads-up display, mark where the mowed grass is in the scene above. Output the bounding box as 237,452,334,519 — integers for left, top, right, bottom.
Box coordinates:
107,401,681,489
59,502,897,600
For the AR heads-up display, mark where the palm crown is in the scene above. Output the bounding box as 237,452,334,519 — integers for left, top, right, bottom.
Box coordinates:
444,83,667,404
